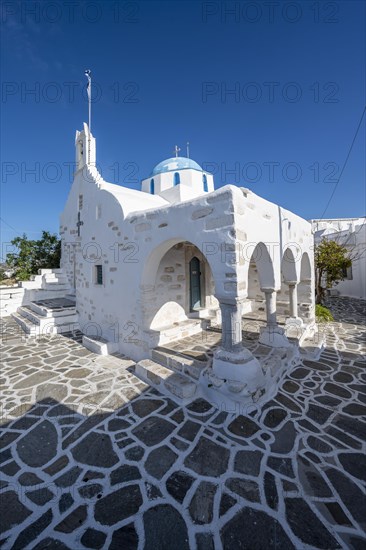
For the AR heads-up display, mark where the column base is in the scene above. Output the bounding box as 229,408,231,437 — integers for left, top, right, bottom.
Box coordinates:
212,346,265,391
259,325,292,348
285,316,304,327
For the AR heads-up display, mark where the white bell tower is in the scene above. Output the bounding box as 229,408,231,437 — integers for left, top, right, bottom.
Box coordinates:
75,122,96,171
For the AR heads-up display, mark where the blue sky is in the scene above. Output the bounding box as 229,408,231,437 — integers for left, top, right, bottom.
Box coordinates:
1,0,365,257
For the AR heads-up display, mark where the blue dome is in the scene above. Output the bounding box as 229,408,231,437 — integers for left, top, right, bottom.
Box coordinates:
151,157,202,176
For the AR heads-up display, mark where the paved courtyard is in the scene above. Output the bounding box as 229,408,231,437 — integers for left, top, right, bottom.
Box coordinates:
0,297,365,549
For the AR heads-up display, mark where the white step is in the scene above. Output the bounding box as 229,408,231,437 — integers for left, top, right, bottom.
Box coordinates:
29,299,76,318
188,308,217,320
44,274,68,282
20,280,41,289
152,348,207,380
136,359,196,399
17,305,77,325
148,319,203,347
39,268,63,275
12,311,79,336
30,289,74,300
11,312,37,335
82,335,119,355
42,282,70,291
30,274,43,283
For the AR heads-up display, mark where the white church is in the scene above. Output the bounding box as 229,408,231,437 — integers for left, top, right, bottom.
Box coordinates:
10,122,315,407
62,123,316,402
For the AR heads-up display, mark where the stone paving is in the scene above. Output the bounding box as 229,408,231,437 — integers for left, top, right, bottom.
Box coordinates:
0,297,365,549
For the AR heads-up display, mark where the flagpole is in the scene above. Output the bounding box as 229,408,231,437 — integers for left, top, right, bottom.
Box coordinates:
85,70,92,165
88,73,91,164
88,75,91,133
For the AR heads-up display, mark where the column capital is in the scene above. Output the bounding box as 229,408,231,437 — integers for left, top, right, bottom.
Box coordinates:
214,294,246,306
260,287,275,294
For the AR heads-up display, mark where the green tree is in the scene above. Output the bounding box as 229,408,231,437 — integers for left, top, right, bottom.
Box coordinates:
6,231,61,281
314,238,351,304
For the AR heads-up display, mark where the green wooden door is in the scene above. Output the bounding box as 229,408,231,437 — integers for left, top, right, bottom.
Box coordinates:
189,257,201,311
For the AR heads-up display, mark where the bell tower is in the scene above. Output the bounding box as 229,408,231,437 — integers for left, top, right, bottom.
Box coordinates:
75,122,96,171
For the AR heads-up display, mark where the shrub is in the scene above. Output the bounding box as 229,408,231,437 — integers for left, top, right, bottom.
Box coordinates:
315,304,334,322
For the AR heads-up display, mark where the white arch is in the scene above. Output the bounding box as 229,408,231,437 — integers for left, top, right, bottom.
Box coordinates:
247,242,275,289
140,238,217,331
141,237,216,288
300,252,312,281
281,247,298,283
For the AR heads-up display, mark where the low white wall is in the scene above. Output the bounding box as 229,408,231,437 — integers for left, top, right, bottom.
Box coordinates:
0,286,25,317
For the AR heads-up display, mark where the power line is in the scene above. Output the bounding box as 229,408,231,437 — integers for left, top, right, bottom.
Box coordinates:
0,217,23,236
320,105,366,219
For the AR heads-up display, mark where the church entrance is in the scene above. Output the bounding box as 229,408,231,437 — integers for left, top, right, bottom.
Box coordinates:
142,240,219,347
189,256,201,311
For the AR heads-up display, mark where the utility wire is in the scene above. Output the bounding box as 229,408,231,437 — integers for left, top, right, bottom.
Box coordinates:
320,105,366,219
0,217,23,236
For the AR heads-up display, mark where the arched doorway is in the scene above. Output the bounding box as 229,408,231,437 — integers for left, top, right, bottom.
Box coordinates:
141,239,218,347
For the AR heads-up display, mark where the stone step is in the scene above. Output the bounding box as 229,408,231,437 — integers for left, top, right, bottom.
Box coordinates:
30,274,43,283
152,348,207,381
39,268,63,275
188,308,218,320
29,299,76,318
42,282,70,291
11,312,37,335
44,273,68,282
12,311,79,336
29,289,75,300
82,335,119,355
150,319,203,346
17,306,78,328
44,278,68,286
20,280,42,289
135,359,197,399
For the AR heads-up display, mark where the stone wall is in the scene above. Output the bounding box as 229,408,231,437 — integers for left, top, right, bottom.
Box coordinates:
150,245,187,330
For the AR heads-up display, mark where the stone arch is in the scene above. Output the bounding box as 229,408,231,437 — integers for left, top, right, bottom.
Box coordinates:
247,242,275,289
277,247,299,319
281,247,298,283
245,242,275,320
300,252,312,281
140,238,217,336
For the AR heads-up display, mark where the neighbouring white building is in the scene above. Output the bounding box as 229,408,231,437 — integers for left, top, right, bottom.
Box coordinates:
10,123,315,407
311,217,366,299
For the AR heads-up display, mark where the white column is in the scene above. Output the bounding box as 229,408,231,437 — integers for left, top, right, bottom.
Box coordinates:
263,288,277,327
211,296,264,391
288,282,298,318
285,281,303,328
220,300,243,353
259,288,291,348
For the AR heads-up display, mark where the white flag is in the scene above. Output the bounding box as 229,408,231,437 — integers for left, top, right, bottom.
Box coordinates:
85,69,91,100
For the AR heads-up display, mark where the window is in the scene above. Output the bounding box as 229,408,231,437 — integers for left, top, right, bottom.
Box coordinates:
96,204,102,219
342,264,353,280
95,265,103,285
203,174,208,192
78,194,83,210
174,172,180,186
150,178,155,194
